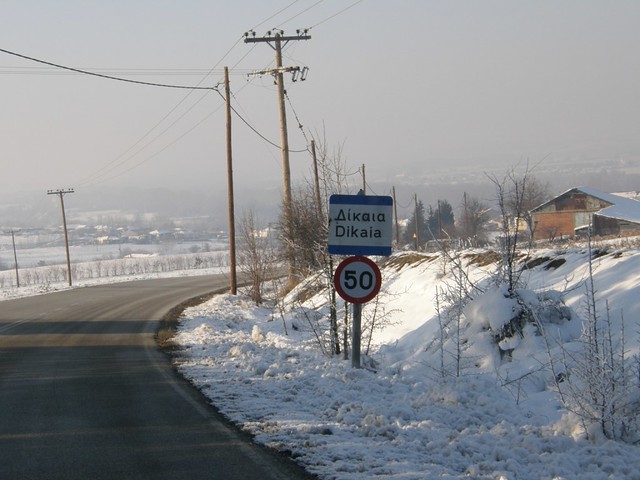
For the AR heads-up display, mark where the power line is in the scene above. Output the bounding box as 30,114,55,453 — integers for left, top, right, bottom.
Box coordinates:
319,161,360,178
0,47,217,90
85,76,307,186
84,106,222,186
395,194,414,210
69,39,251,186
0,66,254,76
217,89,307,153
277,0,325,28
250,0,302,31
76,89,217,186
284,91,311,146
73,38,250,186
364,180,381,196
310,0,365,29
69,34,258,186
4,1,336,188
229,89,282,168
5,42,252,186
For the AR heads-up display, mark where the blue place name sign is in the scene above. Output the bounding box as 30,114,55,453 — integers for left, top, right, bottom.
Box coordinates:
328,194,393,256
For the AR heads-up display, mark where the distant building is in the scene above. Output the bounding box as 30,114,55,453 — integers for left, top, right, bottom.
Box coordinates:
530,187,640,241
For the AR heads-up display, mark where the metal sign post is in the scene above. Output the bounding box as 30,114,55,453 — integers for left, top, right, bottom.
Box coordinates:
352,302,362,368
334,256,382,368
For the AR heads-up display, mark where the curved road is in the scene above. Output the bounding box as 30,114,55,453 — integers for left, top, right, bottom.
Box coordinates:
0,276,315,480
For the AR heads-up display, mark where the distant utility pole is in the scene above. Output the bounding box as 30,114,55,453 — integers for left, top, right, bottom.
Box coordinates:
224,66,237,295
392,187,400,247
11,230,19,288
414,193,420,251
310,139,322,216
47,188,74,286
244,29,311,280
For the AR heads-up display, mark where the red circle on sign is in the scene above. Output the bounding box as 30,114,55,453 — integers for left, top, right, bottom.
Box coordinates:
333,256,382,304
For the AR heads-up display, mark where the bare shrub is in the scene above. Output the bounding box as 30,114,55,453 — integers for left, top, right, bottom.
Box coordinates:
238,210,276,305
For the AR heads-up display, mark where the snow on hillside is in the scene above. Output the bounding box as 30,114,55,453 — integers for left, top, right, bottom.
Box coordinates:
173,245,640,480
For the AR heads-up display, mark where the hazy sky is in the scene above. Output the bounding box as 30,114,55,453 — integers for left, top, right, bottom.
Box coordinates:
2,1,640,207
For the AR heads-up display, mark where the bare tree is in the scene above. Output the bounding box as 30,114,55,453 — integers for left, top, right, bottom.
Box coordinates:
488,166,538,294
457,192,491,247
238,210,275,304
505,173,550,239
361,290,402,356
476,165,545,357
278,184,326,277
554,227,639,442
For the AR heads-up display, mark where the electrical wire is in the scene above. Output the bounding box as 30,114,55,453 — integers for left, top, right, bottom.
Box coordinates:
76,89,215,187
395,195,414,210
217,89,307,153
7,0,365,188
276,0,325,28
310,0,365,29
3,2,318,189
249,0,302,31
321,162,360,178
0,66,254,76
85,105,223,186
74,36,257,185
364,180,381,196
70,0,300,185
284,91,311,146
229,89,283,168
74,38,250,186
0,47,216,90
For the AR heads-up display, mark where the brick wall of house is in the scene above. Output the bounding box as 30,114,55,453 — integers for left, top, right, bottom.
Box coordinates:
532,211,576,241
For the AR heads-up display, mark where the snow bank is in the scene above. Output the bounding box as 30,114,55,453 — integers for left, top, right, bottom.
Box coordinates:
174,246,640,479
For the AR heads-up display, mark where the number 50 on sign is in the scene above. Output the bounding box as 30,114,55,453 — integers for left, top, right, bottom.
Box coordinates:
333,256,382,304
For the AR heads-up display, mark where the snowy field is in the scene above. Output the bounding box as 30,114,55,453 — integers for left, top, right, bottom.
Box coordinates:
0,237,227,268
173,244,640,480
0,265,229,301
0,239,229,291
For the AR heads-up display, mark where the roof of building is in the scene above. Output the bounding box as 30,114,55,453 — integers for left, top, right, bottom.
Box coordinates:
532,186,640,225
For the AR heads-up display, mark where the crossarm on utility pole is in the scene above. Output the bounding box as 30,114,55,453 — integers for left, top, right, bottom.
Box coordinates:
244,35,311,46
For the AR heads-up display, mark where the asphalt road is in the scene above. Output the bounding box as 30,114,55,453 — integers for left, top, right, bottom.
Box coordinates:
0,276,315,480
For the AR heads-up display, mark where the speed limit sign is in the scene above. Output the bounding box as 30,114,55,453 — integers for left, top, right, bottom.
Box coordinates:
334,256,382,304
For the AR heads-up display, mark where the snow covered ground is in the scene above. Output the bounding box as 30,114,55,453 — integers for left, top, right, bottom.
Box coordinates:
173,244,640,480
3,242,640,479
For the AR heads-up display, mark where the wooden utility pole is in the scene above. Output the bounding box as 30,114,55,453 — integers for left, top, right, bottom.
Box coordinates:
462,191,469,242
244,30,311,279
392,186,400,247
11,230,19,288
437,199,442,238
311,139,322,215
224,66,237,295
47,188,74,286
414,193,420,251
361,163,366,193
311,138,339,354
